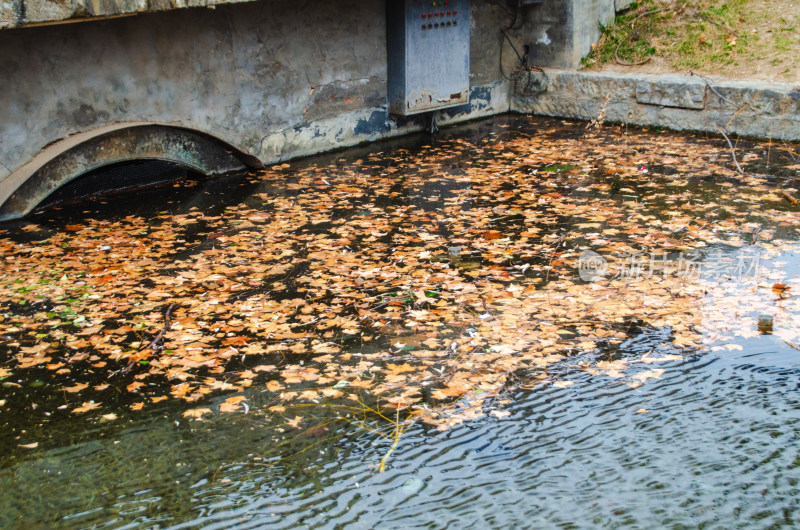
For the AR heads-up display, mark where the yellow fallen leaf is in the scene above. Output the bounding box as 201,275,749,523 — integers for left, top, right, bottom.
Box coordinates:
72,401,101,414
18,442,38,449
130,402,144,411
553,381,574,389
387,363,417,374
219,395,247,412
183,408,212,418
490,410,511,419
64,382,89,393
286,415,303,428
266,380,284,392
636,408,649,414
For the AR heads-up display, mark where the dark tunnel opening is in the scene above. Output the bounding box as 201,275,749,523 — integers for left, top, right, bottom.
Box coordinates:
34,160,205,213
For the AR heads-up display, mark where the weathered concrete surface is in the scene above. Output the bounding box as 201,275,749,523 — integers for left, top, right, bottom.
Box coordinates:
0,125,250,218
635,77,706,110
513,69,800,140
522,0,618,69
0,0,511,218
0,0,258,29
8,0,792,221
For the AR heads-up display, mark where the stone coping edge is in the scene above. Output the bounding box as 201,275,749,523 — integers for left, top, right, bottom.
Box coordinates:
512,69,800,141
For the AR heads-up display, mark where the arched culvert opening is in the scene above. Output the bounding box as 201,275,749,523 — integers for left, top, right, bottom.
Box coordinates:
34,159,206,212
0,124,262,221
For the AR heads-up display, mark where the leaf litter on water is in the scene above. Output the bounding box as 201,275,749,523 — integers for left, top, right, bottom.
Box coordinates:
0,116,799,456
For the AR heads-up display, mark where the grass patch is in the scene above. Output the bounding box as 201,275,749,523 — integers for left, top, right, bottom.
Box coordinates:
581,0,800,80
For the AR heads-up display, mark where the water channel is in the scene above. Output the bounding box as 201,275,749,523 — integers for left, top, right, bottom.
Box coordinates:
1,116,799,528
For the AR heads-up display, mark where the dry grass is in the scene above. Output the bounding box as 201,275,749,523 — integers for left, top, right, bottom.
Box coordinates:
582,0,800,83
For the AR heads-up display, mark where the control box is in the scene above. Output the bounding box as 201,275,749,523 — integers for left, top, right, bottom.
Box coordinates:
386,0,471,116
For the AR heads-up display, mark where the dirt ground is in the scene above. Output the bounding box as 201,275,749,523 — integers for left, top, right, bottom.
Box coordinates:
584,0,800,84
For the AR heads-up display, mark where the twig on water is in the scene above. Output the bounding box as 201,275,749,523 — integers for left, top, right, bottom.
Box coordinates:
782,339,800,352
779,190,798,205
717,127,744,175
767,123,773,168
379,408,405,472
143,303,176,352
782,141,799,162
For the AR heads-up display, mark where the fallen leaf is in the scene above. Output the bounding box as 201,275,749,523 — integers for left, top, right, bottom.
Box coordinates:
286,415,303,428
266,380,284,392
183,408,213,418
72,401,101,414
631,369,665,383
219,395,247,412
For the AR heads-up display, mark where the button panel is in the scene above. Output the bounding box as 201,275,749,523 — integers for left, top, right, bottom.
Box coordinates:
421,0,459,30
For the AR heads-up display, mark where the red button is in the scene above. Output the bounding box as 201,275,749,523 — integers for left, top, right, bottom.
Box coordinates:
453,9,457,14
447,10,451,15
422,13,426,18
441,11,444,16
434,12,438,16
444,0,448,4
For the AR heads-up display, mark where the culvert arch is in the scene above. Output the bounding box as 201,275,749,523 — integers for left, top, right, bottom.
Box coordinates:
0,124,262,220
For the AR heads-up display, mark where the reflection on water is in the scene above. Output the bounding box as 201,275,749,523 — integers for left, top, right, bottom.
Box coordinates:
1,115,800,528
3,342,800,528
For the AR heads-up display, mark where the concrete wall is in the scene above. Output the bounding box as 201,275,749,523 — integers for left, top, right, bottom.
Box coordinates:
522,0,621,68
0,0,259,30
0,0,512,218
0,0,683,220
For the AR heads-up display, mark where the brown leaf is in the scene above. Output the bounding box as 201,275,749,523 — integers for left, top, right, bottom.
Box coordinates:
266,380,284,392
64,382,89,393
183,408,213,418
72,401,101,414
386,363,417,374
219,395,247,412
